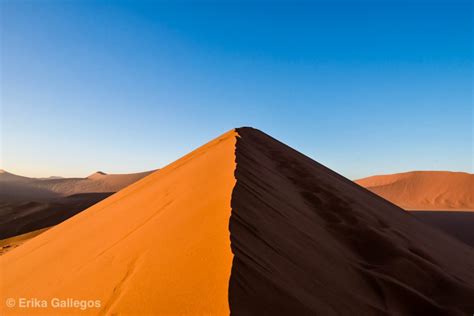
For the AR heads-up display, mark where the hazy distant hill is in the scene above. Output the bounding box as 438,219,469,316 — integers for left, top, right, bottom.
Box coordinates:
0,169,153,240
0,169,153,199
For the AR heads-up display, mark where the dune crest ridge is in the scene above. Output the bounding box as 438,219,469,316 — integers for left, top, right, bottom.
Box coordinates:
1,128,474,315
229,128,474,315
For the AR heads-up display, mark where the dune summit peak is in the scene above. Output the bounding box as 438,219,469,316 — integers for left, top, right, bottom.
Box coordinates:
87,171,107,179
1,128,474,315
0,169,13,175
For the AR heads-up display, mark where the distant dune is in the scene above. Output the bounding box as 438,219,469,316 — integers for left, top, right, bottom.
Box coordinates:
355,171,474,247
0,169,31,182
2,128,473,315
39,170,153,196
0,170,153,240
0,169,153,199
356,171,474,210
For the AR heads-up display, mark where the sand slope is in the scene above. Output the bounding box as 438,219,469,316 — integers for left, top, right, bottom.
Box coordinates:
0,193,113,240
0,131,237,315
411,211,474,248
0,228,49,256
356,171,474,210
0,170,31,183
1,128,474,315
230,128,474,315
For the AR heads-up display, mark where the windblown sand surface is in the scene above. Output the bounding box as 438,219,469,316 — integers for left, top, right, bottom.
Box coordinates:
0,171,152,240
0,228,49,256
356,171,474,210
1,128,474,315
411,211,474,248
230,129,474,315
0,131,237,315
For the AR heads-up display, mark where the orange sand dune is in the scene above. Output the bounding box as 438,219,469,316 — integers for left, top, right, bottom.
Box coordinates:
0,131,236,315
356,171,474,210
1,128,474,315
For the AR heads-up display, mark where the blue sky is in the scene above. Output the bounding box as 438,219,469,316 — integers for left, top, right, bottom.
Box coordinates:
1,0,472,179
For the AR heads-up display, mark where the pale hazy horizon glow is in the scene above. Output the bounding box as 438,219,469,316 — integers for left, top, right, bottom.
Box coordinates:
1,1,472,179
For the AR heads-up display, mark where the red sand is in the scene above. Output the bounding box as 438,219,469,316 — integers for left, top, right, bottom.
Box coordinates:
356,171,474,210
1,128,474,315
0,131,237,315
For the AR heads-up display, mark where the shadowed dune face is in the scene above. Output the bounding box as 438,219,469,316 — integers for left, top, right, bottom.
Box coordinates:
355,172,474,248
412,211,474,248
0,182,61,201
230,128,474,316
1,128,474,315
0,193,113,240
356,171,474,210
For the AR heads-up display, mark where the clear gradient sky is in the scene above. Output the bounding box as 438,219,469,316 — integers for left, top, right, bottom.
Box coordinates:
1,0,472,179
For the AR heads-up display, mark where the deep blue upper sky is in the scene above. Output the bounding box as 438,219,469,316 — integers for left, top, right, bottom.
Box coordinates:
1,0,472,178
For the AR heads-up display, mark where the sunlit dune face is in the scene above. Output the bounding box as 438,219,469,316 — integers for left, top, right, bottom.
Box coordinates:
0,130,238,315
